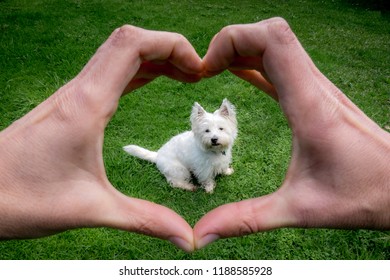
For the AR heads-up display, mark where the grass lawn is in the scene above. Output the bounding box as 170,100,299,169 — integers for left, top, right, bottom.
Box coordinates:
0,0,389,259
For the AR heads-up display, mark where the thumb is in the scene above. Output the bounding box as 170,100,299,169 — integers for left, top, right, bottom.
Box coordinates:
90,187,194,252
193,192,296,249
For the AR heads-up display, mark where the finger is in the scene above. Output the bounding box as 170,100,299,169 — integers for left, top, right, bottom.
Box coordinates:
203,18,318,99
203,18,339,133
77,25,203,101
124,61,202,92
88,187,194,252
193,192,297,249
139,32,203,74
203,18,283,74
229,69,278,101
137,61,203,82
203,22,269,76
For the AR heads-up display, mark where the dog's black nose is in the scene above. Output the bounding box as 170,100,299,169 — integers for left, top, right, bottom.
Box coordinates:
211,137,218,144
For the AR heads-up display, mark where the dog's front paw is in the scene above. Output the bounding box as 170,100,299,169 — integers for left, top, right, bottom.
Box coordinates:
223,167,234,176
170,180,197,192
204,181,216,194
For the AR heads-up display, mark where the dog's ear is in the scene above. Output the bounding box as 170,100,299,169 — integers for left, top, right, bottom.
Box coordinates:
191,102,206,124
218,99,236,123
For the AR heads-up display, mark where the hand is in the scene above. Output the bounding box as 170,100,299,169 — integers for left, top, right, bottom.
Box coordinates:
2,18,389,253
194,18,390,249
0,26,203,252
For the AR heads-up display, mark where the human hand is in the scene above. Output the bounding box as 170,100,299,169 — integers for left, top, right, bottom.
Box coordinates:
0,26,203,252
194,18,390,249
2,19,389,253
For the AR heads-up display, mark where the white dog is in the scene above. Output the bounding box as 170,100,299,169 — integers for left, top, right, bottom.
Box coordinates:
123,99,237,193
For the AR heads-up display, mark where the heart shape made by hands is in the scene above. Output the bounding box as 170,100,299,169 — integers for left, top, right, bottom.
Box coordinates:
2,17,387,253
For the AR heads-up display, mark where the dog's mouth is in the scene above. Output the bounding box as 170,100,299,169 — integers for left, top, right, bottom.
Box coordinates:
211,143,221,146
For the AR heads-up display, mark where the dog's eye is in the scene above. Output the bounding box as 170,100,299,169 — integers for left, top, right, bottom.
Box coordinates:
205,129,210,133
219,127,224,131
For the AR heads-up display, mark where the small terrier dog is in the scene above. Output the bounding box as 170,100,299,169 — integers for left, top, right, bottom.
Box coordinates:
123,99,237,193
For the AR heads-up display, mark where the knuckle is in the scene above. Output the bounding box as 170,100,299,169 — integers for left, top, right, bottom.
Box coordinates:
136,221,154,237
173,32,187,42
170,32,190,49
233,202,259,236
219,24,240,39
238,219,258,236
266,17,297,44
110,24,140,47
131,217,155,237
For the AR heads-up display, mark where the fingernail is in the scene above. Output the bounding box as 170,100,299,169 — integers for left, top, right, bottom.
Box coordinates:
196,234,220,249
169,237,194,253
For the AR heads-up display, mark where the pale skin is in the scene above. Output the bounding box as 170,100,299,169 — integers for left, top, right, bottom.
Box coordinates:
193,18,390,249
0,26,203,252
0,18,389,252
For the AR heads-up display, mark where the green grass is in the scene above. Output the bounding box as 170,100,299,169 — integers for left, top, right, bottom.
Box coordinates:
0,0,389,259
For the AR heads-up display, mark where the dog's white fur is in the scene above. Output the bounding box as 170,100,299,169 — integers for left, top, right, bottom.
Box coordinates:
123,99,237,193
